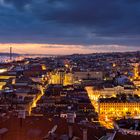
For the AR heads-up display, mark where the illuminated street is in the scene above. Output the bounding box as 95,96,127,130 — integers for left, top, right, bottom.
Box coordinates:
29,85,45,115
86,86,114,129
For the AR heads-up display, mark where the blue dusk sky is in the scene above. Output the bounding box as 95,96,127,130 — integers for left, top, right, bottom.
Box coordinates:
0,0,140,54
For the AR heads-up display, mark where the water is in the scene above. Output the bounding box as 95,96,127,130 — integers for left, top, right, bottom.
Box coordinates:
0,56,17,63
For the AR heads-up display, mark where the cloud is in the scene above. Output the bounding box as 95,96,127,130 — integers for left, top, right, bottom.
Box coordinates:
32,0,140,36
4,0,32,9
0,0,139,51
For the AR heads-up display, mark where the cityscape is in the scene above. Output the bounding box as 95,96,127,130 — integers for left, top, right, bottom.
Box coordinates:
0,0,140,140
0,50,139,140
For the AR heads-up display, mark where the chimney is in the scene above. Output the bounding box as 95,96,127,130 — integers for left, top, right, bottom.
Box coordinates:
68,124,73,139
83,129,87,140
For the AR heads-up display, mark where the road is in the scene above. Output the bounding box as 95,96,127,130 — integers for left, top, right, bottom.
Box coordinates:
28,85,45,115
86,86,114,129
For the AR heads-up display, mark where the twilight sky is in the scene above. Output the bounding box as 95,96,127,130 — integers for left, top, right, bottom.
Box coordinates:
0,0,140,54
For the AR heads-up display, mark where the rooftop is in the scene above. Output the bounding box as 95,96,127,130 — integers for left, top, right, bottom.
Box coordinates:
0,116,105,140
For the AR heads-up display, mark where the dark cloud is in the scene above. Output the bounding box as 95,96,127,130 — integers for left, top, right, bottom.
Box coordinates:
32,0,140,36
0,0,139,49
4,0,32,9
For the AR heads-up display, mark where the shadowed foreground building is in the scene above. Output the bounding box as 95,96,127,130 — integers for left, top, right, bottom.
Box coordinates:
0,116,106,140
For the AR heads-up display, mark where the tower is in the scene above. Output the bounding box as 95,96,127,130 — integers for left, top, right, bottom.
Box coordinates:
10,47,12,61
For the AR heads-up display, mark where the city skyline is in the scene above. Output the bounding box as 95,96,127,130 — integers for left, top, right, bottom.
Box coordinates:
0,0,140,54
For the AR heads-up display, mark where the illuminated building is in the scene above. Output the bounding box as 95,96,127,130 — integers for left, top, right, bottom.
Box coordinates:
112,63,116,67
50,71,103,86
74,71,103,81
0,75,16,90
86,85,136,101
98,99,140,118
0,82,6,90
133,63,140,88
50,72,64,85
41,64,47,70
50,74,61,84
50,72,74,86
133,63,140,80
133,79,140,88
86,85,140,114
63,73,74,86
0,68,7,73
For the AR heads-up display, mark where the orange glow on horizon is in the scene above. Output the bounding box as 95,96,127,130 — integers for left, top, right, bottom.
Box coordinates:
0,43,139,55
